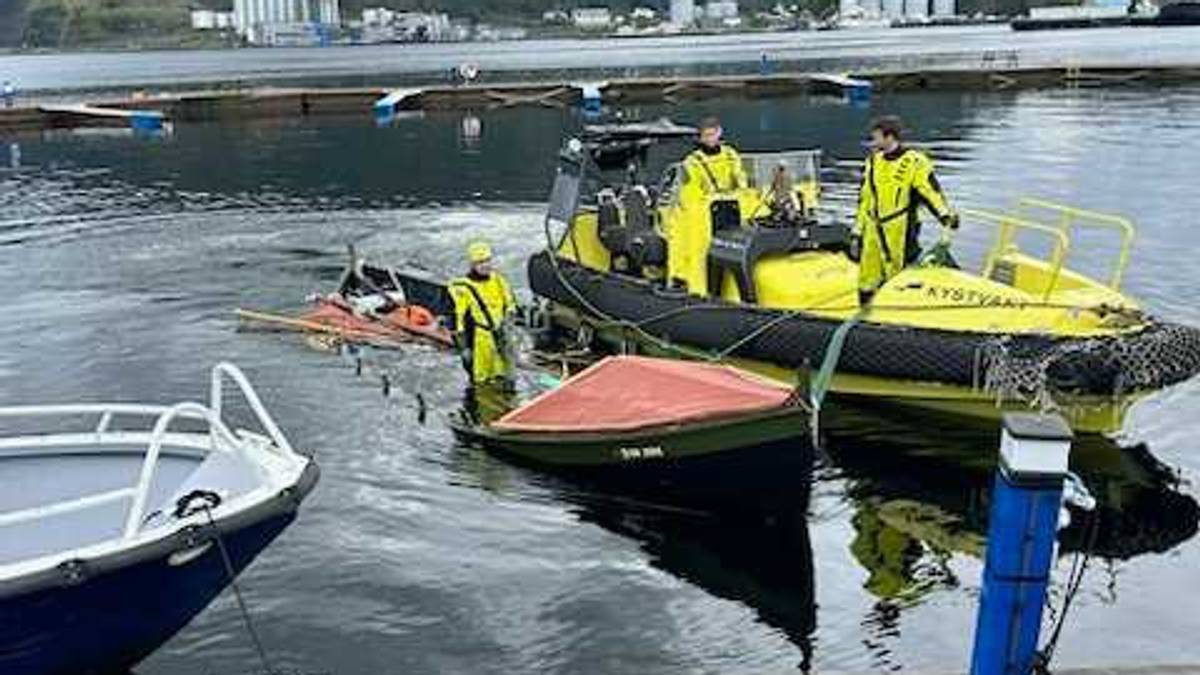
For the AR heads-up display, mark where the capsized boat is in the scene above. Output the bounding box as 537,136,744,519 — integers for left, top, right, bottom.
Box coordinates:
527,128,1200,433
237,252,455,349
450,355,812,468
0,363,318,675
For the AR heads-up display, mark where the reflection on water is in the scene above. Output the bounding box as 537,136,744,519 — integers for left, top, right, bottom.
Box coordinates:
3,85,1200,673
447,437,819,671
574,495,817,672
460,114,483,153
827,403,1199,604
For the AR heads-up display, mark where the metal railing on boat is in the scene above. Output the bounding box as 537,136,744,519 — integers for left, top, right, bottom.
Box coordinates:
0,363,299,541
1011,197,1135,291
971,197,1136,299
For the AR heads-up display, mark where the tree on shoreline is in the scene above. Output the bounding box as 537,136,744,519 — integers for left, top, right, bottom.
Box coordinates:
23,0,192,48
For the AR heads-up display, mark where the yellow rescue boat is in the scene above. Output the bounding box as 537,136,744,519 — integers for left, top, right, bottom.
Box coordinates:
526,128,1200,434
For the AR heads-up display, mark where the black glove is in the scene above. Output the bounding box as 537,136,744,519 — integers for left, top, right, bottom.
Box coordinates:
848,233,862,262
941,212,961,230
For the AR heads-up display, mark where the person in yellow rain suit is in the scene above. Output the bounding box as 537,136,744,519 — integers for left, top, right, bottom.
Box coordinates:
449,241,517,386
854,115,959,306
668,116,750,292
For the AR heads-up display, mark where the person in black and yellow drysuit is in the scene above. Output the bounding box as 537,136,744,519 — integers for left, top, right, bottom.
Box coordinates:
684,116,749,195
669,116,750,291
854,115,959,306
449,241,517,387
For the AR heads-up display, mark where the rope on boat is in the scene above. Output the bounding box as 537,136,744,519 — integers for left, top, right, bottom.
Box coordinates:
543,224,878,446
176,491,278,675
541,235,876,445
807,306,869,447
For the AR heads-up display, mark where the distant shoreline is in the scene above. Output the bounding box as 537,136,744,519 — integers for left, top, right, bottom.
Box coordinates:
0,20,1015,57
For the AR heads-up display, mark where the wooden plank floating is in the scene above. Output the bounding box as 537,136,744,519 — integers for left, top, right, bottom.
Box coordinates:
6,65,1200,134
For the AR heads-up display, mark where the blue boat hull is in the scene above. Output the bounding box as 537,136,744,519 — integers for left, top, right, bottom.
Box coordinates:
0,513,295,675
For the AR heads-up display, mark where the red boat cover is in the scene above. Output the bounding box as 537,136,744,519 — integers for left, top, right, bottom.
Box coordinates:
492,356,791,433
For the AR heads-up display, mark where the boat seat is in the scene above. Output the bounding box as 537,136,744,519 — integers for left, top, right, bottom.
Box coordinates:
0,450,200,565
597,186,666,274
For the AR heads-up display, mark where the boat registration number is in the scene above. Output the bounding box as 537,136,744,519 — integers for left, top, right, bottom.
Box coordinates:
616,445,665,461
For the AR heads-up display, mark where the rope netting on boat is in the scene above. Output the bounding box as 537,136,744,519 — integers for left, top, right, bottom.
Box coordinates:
977,322,1200,411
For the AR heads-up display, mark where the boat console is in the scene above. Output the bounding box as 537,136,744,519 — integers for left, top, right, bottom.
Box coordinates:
707,199,850,303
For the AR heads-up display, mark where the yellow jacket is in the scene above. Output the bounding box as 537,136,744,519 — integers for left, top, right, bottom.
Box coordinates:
683,144,749,195
449,272,516,384
855,147,952,292
668,144,749,292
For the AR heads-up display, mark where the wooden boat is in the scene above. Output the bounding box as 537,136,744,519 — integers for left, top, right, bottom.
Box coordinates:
450,355,812,469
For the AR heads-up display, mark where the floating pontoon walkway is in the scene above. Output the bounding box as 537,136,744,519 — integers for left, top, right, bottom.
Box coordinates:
3,65,1200,133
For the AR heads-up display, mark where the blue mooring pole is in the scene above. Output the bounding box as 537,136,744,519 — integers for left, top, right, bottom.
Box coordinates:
970,413,1073,675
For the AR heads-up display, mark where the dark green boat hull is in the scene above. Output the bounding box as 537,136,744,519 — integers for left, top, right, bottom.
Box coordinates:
450,406,811,468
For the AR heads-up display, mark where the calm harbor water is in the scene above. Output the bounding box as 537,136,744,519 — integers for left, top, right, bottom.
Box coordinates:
2,85,1200,673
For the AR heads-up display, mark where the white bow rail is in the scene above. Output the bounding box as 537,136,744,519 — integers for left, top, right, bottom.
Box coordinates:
0,363,298,540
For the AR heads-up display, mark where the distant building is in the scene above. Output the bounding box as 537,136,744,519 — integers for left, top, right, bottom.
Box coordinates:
704,0,740,19
1027,4,1126,18
449,20,473,41
542,9,570,23
631,6,658,20
867,0,885,14
572,7,613,29
360,23,395,42
316,0,339,24
881,0,903,18
362,7,395,25
191,9,234,30
671,0,696,25
359,9,452,42
394,12,452,41
841,0,959,19
261,23,320,46
235,0,341,45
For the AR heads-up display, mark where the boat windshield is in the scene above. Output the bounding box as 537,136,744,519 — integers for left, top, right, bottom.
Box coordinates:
657,149,822,209
739,150,822,191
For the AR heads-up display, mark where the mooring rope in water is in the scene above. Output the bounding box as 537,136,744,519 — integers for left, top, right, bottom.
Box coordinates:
1034,502,1102,674
176,491,278,675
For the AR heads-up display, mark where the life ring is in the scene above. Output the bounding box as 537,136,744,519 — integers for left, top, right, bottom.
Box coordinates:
458,62,480,82
386,304,436,328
